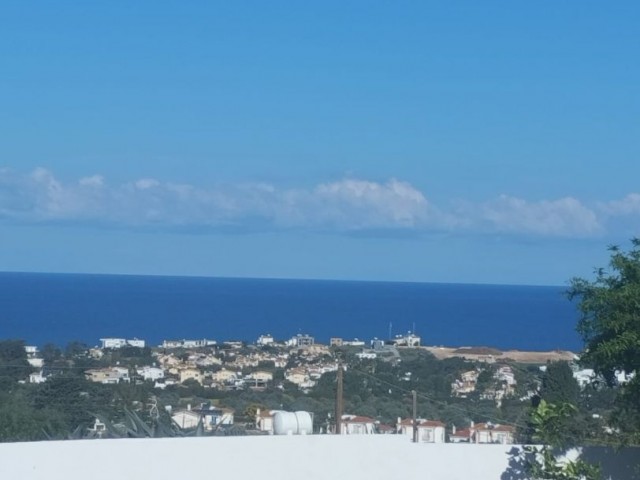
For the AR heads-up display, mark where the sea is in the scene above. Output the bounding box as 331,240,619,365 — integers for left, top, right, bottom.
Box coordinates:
0,272,582,351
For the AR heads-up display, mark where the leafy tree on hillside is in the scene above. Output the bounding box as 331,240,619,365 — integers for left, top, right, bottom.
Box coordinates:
568,239,640,439
0,339,32,385
540,361,580,405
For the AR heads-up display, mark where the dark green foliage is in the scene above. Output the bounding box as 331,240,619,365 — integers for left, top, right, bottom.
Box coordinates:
568,238,640,439
0,339,32,383
64,341,89,358
541,361,580,405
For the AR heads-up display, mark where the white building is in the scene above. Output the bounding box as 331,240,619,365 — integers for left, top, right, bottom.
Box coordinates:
29,371,47,384
573,368,596,388
85,367,130,384
287,334,315,348
173,405,235,431
24,346,39,357
340,415,376,435
162,339,216,349
391,333,421,347
397,418,446,443
136,366,165,381
356,351,377,360
257,334,275,346
100,338,145,349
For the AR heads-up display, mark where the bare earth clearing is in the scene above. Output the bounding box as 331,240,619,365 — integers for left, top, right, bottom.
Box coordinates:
422,346,576,364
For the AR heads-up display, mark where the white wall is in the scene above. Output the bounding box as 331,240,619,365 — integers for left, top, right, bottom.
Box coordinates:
0,435,637,480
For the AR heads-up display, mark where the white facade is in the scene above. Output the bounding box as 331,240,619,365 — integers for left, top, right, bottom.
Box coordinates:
85,367,130,384
27,357,44,368
341,415,375,435
257,334,275,346
24,346,39,356
136,366,165,381
162,339,216,349
356,351,377,360
100,338,145,349
286,334,315,347
398,418,446,443
392,333,421,347
29,371,47,384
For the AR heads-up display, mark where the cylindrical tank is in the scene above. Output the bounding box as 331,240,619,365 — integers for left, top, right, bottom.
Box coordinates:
273,411,313,435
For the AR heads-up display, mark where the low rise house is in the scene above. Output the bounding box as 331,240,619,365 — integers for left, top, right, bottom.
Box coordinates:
391,333,421,347
162,339,216,349
397,418,446,443
285,367,316,389
450,422,515,444
246,370,273,389
179,368,204,385
257,334,275,346
449,426,474,443
136,366,165,381
100,338,145,349
287,334,315,348
473,423,515,444
452,370,479,397
340,415,376,435
356,351,377,360
86,367,130,384
172,409,201,430
212,369,238,385
29,371,47,384
343,339,366,347
330,337,344,347
193,405,235,429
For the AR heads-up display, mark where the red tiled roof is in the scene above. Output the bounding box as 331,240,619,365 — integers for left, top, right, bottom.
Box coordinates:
342,415,375,424
398,418,445,428
474,423,514,432
377,424,394,432
450,428,472,438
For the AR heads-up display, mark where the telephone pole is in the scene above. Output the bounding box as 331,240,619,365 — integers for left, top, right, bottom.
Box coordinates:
335,363,344,434
412,390,418,443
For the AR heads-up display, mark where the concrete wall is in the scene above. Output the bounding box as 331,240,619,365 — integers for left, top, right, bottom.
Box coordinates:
0,435,637,480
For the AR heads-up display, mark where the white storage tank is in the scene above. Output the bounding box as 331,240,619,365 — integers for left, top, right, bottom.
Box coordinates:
273,411,313,435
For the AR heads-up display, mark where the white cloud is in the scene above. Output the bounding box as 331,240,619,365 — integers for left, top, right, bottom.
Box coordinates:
600,193,640,216
79,175,105,188
477,195,602,237
0,167,625,238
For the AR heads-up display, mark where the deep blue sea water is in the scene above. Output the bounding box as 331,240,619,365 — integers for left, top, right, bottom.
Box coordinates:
0,272,582,351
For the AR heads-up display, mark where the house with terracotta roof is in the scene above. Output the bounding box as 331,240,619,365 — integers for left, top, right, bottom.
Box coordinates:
449,422,515,444
397,418,446,443
340,415,376,435
449,426,473,443
473,423,515,444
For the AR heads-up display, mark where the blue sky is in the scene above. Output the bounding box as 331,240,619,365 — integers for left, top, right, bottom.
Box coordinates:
0,1,638,285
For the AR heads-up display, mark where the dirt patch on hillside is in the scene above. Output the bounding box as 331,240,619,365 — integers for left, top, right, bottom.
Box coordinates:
424,346,576,364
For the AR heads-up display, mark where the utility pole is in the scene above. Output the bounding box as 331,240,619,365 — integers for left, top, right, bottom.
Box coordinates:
412,390,418,443
335,363,343,434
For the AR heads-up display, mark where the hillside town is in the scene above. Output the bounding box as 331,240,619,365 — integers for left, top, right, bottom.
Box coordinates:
15,330,632,445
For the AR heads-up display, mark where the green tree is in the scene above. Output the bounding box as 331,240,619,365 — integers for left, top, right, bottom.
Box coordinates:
522,400,601,480
540,361,580,405
568,239,640,437
0,339,32,384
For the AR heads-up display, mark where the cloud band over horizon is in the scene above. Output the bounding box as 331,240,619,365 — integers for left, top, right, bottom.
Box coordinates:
0,167,637,239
